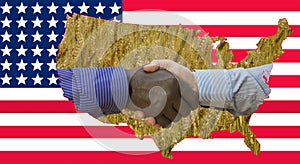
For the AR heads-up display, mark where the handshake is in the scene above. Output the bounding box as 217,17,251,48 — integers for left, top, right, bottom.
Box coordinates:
125,60,199,128
57,60,272,128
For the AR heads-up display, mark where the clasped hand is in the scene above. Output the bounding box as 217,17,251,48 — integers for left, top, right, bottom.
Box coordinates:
125,60,199,128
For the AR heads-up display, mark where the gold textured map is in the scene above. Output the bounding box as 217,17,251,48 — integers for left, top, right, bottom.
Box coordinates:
56,13,292,158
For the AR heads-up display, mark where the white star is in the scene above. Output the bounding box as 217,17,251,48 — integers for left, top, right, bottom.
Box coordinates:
95,2,106,14
16,17,27,28
47,2,58,14
1,59,12,71
16,31,27,42
16,59,27,71
47,16,58,28
1,73,11,85
109,2,121,14
32,59,43,71
16,74,27,85
47,45,57,56
32,45,43,56
1,45,11,56
47,59,56,71
48,74,58,85
1,2,12,14
32,31,43,42
32,17,43,28
32,74,43,85
113,16,121,22
16,45,27,56
32,2,43,14
1,31,12,42
63,20,67,28
16,2,27,14
1,16,12,28
78,2,89,14
47,31,58,42
63,2,73,14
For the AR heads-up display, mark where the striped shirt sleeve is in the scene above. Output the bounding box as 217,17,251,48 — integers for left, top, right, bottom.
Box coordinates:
195,64,272,116
57,67,129,118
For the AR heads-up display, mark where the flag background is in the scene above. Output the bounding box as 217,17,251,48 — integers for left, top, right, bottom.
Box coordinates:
0,0,300,163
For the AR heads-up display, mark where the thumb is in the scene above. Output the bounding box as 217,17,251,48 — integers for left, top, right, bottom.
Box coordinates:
150,59,175,70
143,64,160,72
144,59,175,72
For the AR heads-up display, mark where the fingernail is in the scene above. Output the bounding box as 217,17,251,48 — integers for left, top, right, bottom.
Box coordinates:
154,124,161,129
134,111,145,120
143,64,159,72
145,117,156,126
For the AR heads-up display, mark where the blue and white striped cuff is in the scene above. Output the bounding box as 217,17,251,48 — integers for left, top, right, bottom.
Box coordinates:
57,68,74,100
57,67,129,118
195,64,272,115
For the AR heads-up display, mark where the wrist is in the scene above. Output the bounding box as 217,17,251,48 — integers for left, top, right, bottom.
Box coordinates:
195,69,232,109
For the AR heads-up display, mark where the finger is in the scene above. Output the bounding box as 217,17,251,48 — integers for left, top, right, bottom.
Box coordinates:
162,106,179,122
133,111,145,120
145,117,156,126
122,109,130,113
172,96,181,112
155,115,171,128
173,115,182,122
154,124,161,129
143,64,160,72
172,101,183,122
150,59,175,70
172,108,182,122
178,99,193,117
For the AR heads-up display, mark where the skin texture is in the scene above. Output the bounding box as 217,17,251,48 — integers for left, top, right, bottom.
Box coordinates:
127,68,182,128
144,64,160,72
142,60,200,127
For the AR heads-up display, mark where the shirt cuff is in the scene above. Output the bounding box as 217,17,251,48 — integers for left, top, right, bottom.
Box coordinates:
57,68,74,100
195,69,232,110
195,64,272,116
57,67,129,118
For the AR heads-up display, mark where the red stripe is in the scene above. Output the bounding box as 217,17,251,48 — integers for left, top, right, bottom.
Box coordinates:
212,126,300,138
212,50,300,62
276,50,300,62
0,126,299,138
0,151,300,163
0,100,300,113
0,126,134,138
183,25,300,37
269,76,300,88
257,101,300,113
123,0,300,11
0,100,76,113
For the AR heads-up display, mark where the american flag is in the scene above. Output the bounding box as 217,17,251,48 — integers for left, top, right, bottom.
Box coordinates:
0,0,300,163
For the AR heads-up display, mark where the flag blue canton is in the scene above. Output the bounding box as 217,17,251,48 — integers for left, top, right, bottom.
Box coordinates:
0,0,122,88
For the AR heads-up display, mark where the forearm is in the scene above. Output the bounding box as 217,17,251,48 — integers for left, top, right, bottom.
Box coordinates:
195,64,272,115
57,67,129,118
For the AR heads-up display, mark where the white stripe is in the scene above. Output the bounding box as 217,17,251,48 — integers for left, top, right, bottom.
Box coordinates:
1,87,300,100
0,88,68,100
213,63,300,76
267,88,300,100
250,113,300,126
0,138,299,151
123,11,300,25
174,138,300,151
0,113,127,126
271,63,300,75
0,113,299,126
214,37,300,50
